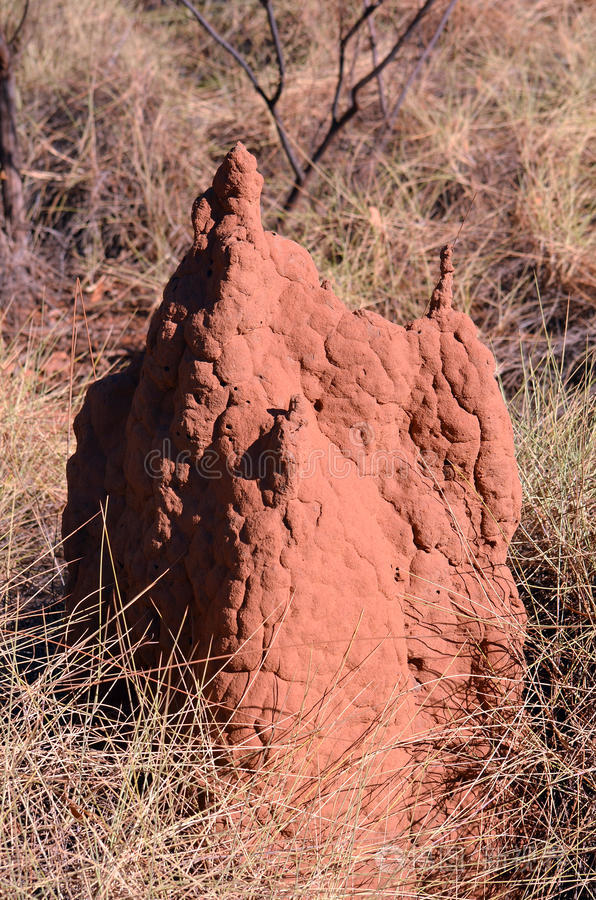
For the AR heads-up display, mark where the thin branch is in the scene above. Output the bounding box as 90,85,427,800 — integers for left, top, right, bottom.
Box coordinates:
372,0,457,169
332,0,385,123
365,0,388,121
272,119,305,185
284,0,440,211
261,0,285,106
340,0,385,56
347,29,363,101
0,28,26,242
178,0,265,102
177,0,304,183
8,0,29,49
177,0,451,218
385,0,458,132
348,0,439,110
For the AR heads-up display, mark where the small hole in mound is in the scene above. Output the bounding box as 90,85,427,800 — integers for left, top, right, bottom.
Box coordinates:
314,399,323,412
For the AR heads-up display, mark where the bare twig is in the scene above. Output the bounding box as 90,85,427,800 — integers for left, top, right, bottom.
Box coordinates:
384,0,458,133
8,0,29,49
345,0,440,127
365,0,388,120
347,30,363,101
332,0,385,122
178,0,261,93
283,0,440,211
176,0,304,183
359,0,457,187
176,0,449,217
0,28,26,243
261,0,284,105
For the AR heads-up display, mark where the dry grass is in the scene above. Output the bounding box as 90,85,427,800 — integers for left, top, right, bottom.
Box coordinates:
1,0,595,896
503,351,596,898
0,318,69,596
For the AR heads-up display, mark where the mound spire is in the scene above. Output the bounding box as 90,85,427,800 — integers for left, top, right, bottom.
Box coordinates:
429,242,454,314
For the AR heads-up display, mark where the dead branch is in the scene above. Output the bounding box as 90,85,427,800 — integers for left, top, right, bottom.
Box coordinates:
283,0,441,211
176,0,453,217
384,0,458,135
332,0,385,123
8,0,29,48
177,0,303,183
364,0,388,121
262,0,284,105
0,26,26,243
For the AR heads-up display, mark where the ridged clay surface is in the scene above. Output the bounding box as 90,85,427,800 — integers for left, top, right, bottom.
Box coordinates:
63,143,525,849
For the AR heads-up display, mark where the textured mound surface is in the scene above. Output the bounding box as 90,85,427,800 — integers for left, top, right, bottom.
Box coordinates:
63,143,525,859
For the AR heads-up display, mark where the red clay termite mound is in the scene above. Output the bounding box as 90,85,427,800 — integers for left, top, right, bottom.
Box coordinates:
63,143,525,876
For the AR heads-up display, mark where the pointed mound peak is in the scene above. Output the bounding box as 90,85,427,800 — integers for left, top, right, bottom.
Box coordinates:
191,142,265,252
212,142,264,207
428,244,454,315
